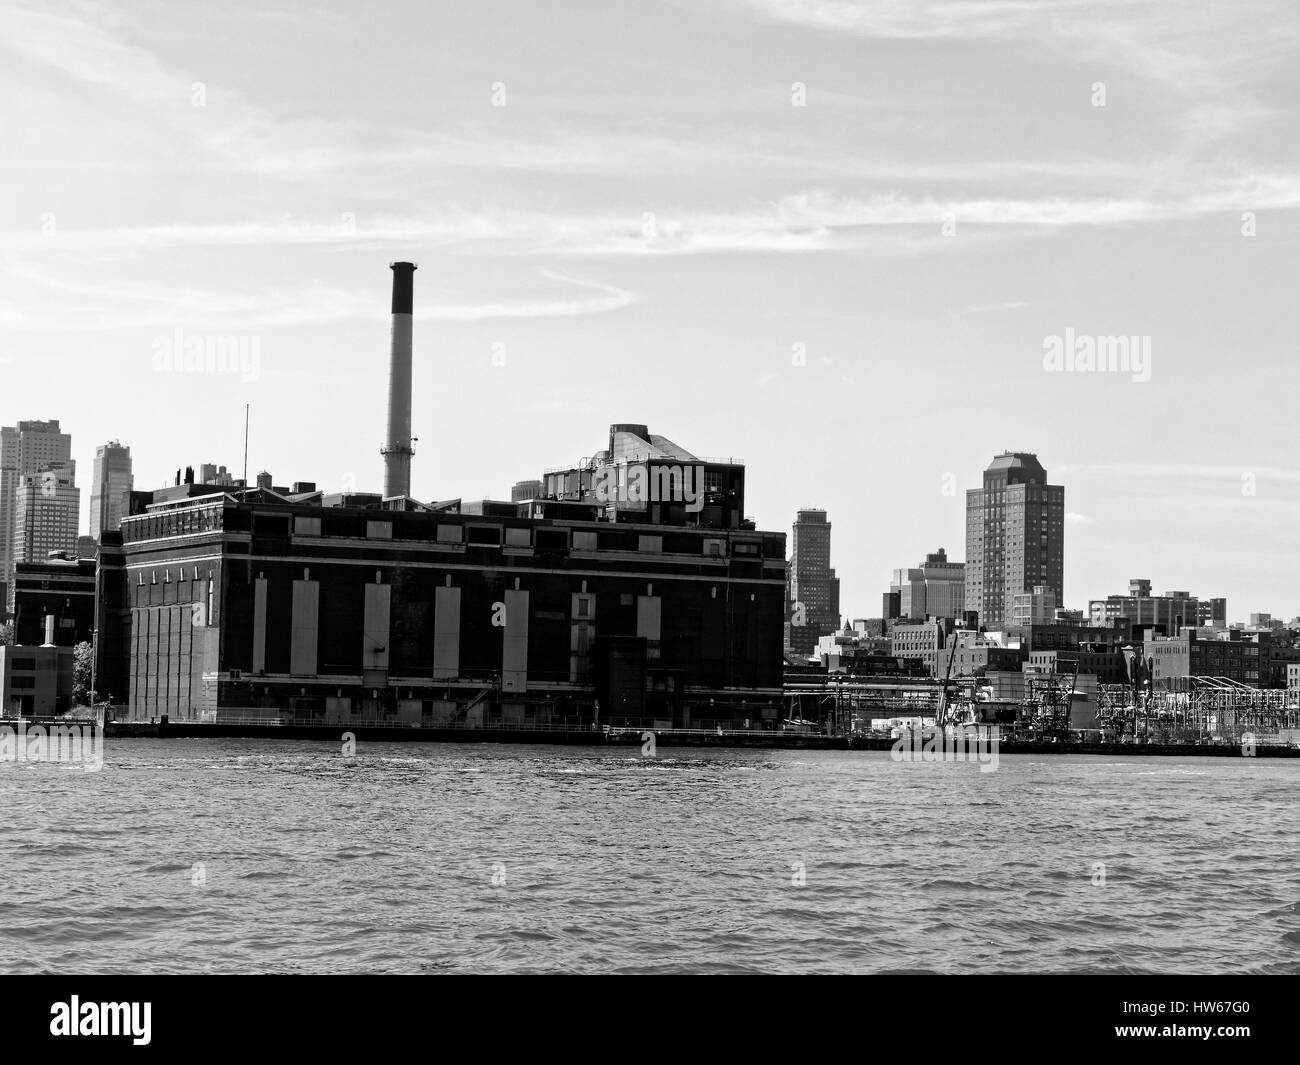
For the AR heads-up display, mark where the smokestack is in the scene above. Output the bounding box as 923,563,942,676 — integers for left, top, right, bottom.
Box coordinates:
382,261,417,498
43,614,55,647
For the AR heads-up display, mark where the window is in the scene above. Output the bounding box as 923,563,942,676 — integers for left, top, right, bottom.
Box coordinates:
505,527,530,547
294,516,322,536
573,531,597,551
366,521,393,539
638,535,662,553
535,529,567,551
467,525,502,546
436,524,463,544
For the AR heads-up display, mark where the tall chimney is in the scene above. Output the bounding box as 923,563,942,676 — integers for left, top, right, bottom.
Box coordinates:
382,261,417,498
43,614,56,646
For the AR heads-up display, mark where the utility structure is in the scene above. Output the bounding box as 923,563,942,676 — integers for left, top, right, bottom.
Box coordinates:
381,261,417,498
1099,677,1300,745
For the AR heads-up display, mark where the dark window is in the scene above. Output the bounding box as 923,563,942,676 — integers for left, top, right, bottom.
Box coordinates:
535,529,567,551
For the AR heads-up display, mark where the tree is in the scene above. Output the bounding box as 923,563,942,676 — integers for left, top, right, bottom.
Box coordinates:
0,621,13,647
72,640,94,707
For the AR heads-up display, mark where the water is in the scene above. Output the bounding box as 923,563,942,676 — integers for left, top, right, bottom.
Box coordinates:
2,739,1297,973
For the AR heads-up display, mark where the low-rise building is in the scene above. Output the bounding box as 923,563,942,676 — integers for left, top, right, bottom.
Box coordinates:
12,556,96,648
0,644,74,716
930,631,1025,678
1012,585,1058,626
1026,648,1128,685
1145,628,1288,688
891,620,947,660
1089,579,1202,635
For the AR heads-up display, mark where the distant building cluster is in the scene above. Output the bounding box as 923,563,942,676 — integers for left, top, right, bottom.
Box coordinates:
781,450,1300,698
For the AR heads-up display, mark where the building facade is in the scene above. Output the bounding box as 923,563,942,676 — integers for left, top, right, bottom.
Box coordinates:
11,557,97,648
1012,585,1058,626
1146,629,1287,688
0,644,74,716
1,419,73,611
12,462,80,590
890,547,965,620
1089,579,1201,634
100,478,787,728
965,453,1064,629
1026,648,1128,685
785,508,840,659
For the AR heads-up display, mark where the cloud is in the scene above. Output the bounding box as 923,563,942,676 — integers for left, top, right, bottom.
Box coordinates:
1064,512,1093,525
6,172,1297,264
0,264,634,331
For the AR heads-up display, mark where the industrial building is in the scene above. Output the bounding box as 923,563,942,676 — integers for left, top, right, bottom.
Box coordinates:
11,555,96,648
1146,628,1296,689
93,263,787,728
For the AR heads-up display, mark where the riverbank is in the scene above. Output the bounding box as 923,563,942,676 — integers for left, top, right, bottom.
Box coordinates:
95,719,1300,756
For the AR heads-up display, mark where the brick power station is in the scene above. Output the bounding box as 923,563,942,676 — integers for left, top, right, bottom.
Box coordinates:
91,264,786,728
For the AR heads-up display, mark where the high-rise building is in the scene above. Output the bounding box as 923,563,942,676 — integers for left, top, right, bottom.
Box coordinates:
785,508,840,658
965,452,1064,629
889,547,966,620
1,419,74,610
12,461,80,588
89,440,134,538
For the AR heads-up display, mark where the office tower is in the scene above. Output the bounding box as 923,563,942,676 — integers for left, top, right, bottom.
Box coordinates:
13,460,80,579
965,452,1064,629
89,441,134,538
1,420,74,611
785,508,840,657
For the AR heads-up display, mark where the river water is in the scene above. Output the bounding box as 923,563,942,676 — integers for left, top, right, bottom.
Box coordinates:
2,739,1297,974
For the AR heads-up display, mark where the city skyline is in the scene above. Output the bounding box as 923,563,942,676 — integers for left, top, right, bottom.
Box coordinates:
3,0,1299,617
3,408,1289,627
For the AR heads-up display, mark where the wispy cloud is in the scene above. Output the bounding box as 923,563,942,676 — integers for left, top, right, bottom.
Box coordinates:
0,264,634,330
6,172,1297,264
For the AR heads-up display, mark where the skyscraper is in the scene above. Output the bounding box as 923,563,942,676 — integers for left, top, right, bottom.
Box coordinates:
1,420,73,610
89,440,134,538
965,453,1064,629
785,508,841,658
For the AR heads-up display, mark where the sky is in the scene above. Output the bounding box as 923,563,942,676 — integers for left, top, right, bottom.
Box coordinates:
3,0,1299,622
